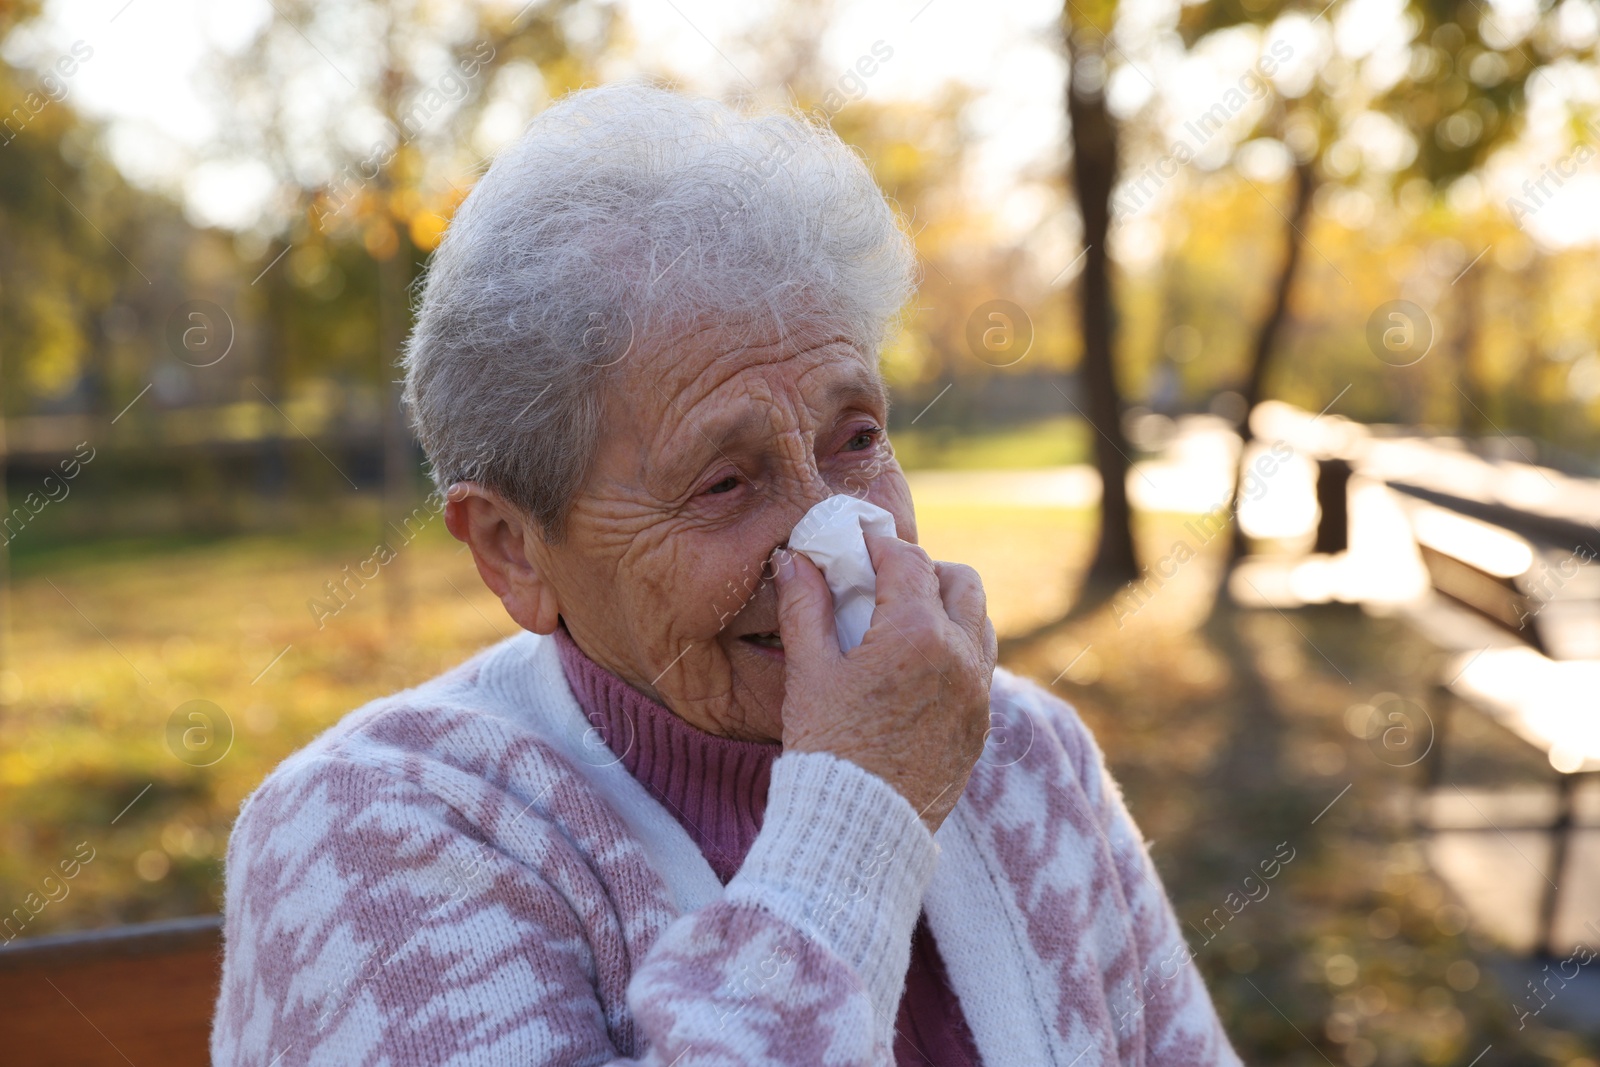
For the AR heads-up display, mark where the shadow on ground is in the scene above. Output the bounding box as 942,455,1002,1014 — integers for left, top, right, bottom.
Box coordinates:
1003,593,1600,1067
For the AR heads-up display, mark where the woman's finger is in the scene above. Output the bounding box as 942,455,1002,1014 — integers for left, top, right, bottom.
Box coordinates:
933,560,988,639
774,549,842,667
865,533,941,610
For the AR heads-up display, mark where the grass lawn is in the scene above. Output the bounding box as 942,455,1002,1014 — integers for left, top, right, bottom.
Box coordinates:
889,414,1092,470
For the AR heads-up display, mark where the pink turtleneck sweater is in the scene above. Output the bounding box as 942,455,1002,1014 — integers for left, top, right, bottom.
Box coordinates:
553,626,982,1067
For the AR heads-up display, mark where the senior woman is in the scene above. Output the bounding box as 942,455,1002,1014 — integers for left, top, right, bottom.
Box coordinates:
212,84,1241,1066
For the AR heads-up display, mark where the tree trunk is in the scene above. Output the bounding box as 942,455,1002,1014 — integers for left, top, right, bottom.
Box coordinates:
379,220,412,633
1224,159,1315,571
1451,260,1488,436
0,338,9,707
1065,17,1139,591
378,45,412,636
258,238,293,521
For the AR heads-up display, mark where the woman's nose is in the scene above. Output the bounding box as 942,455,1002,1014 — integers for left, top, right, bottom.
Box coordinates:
767,435,833,519
786,464,837,523
757,461,833,563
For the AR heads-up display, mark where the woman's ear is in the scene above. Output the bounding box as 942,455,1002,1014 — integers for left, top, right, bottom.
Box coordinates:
444,482,562,635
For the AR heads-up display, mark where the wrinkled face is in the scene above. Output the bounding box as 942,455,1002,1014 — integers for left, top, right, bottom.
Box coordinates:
541,315,917,743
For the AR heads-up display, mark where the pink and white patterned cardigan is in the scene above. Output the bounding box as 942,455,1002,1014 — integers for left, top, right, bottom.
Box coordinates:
211,630,1243,1066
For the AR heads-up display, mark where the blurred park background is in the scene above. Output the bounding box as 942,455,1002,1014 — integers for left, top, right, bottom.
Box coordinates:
3,0,1600,1063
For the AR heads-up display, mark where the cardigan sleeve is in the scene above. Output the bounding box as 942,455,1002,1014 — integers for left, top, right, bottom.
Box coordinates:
1044,691,1244,1067
211,747,937,1067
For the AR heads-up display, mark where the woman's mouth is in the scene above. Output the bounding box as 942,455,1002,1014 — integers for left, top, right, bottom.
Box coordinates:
740,632,783,650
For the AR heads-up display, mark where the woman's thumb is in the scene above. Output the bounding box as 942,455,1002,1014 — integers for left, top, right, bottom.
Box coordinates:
774,549,838,664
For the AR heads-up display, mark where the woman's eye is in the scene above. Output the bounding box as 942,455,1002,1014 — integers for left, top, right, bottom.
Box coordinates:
843,428,882,452
705,475,739,495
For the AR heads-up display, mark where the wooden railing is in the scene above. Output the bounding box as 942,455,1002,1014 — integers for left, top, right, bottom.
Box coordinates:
0,914,221,1066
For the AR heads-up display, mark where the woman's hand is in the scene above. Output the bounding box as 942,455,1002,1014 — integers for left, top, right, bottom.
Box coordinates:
773,534,998,833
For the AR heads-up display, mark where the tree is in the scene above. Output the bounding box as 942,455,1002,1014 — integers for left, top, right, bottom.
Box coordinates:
0,0,182,690
1168,0,1575,584
730,0,1044,459
0,0,45,701
1062,0,1141,593
214,0,614,626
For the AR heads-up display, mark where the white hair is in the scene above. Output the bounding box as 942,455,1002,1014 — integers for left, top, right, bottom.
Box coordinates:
401,82,918,539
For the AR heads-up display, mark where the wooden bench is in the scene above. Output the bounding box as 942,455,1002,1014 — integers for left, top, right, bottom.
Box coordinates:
1232,409,1600,954
1394,493,1600,956
0,914,221,1065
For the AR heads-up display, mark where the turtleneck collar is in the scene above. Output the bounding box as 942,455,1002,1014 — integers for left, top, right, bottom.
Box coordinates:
551,625,781,884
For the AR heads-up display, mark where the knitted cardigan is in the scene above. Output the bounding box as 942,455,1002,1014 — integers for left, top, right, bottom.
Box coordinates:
549,625,982,1065
211,630,1243,1066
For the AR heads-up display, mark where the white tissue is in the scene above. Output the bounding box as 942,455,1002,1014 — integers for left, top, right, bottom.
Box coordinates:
788,495,898,652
